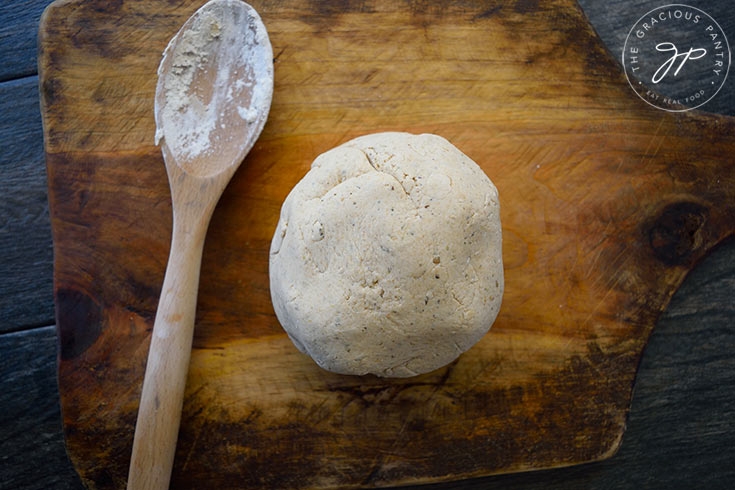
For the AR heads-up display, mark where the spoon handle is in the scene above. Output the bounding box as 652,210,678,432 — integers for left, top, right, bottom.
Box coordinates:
127,219,207,490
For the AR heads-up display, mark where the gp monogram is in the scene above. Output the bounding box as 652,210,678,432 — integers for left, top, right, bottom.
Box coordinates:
622,4,731,112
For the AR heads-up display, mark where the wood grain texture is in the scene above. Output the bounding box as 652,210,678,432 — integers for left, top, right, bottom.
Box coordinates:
0,326,83,490
0,77,55,332
1,240,733,490
401,239,735,489
0,0,56,82
37,0,735,488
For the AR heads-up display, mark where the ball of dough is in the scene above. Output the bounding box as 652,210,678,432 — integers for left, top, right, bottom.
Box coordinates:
269,132,503,377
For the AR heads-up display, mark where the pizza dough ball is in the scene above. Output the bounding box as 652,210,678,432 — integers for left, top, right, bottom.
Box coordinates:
269,132,503,377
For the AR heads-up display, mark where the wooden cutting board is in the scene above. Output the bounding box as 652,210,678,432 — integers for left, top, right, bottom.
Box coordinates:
39,0,735,488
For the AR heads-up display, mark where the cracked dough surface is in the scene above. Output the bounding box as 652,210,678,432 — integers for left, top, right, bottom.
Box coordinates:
269,132,503,377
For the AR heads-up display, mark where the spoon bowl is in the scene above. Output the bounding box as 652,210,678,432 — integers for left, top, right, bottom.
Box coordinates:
155,0,272,178
127,1,273,489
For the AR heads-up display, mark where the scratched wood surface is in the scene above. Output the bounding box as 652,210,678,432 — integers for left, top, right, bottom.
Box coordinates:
38,0,735,488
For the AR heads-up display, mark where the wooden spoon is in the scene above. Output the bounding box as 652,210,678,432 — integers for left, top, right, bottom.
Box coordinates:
127,1,273,489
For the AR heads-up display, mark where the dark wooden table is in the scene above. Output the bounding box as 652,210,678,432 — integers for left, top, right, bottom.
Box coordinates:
1,1,733,488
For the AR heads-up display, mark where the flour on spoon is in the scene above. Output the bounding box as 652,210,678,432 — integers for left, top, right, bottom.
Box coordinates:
154,0,273,167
